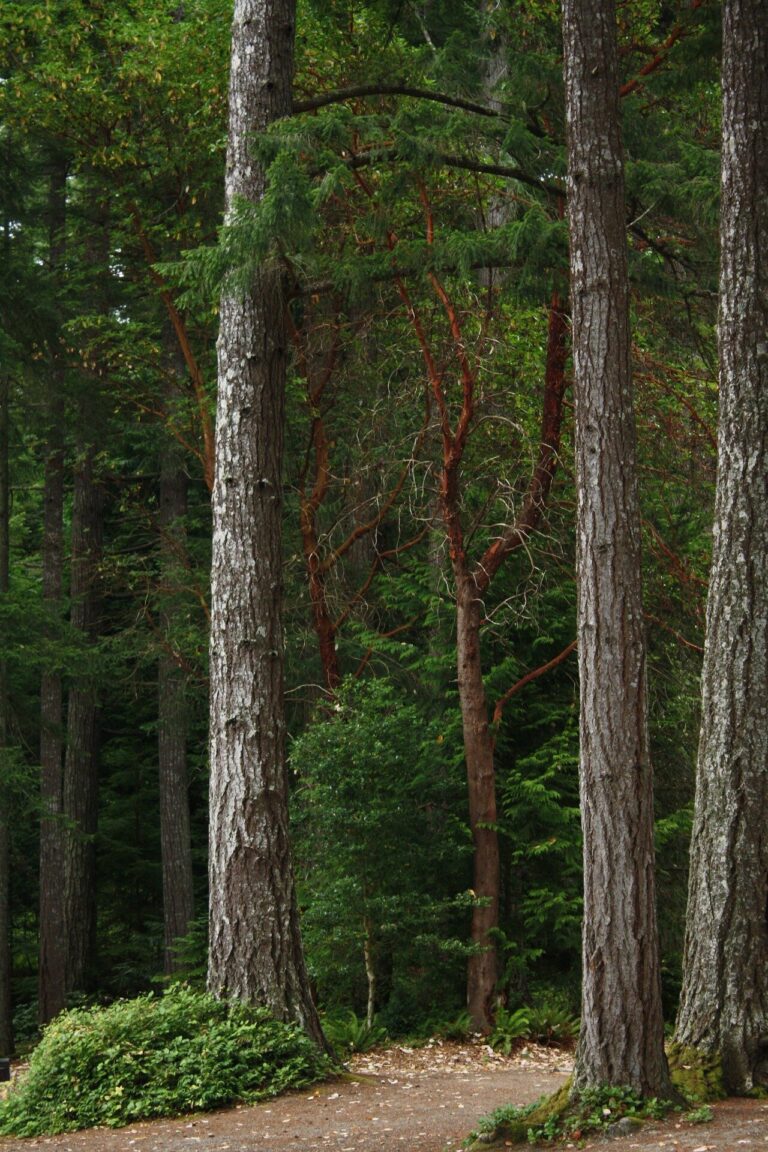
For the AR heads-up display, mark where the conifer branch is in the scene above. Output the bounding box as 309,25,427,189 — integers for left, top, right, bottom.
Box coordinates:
619,0,705,99
345,149,563,196
294,84,502,119
129,205,215,491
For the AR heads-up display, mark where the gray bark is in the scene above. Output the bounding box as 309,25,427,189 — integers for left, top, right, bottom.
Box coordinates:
675,0,768,1095
207,0,324,1048
563,0,671,1096
158,437,195,974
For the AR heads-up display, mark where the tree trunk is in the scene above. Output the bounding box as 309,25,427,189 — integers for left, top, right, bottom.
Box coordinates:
158,436,195,974
63,446,103,995
207,0,325,1048
38,157,68,1025
675,0,768,1095
562,0,671,1096
455,577,499,1034
363,916,376,1030
0,373,13,1056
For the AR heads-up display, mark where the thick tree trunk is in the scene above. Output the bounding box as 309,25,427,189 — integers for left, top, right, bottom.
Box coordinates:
63,447,103,995
563,0,671,1096
158,441,195,974
675,0,768,1095
456,580,499,1034
207,0,324,1048
38,158,68,1025
0,374,13,1056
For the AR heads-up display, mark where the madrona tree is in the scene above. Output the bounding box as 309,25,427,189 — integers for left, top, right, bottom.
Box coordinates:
562,0,672,1096
675,0,768,1094
207,0,324,1046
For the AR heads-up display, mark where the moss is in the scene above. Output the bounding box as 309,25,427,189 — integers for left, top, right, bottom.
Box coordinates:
667,1043,727,1102
466,1081,572,1149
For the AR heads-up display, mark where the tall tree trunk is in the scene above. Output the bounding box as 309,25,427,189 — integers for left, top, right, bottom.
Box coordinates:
562,0,671,1096
38,156,68,1025
675,0,768,1095
158,432,195,974
63,446,104,995
0,373,13,1055
207,0,324,1048
455,578,499,1033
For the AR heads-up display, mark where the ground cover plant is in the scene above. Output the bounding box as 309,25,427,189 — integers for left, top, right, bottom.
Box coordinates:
0,986,331,1136
471,1083,676,1146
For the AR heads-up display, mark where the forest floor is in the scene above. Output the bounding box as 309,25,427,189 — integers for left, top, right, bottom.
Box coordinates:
1,1039,766,1151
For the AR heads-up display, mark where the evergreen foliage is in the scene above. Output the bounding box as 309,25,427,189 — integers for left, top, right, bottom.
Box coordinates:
0,0,725,1062
0,986,330,1135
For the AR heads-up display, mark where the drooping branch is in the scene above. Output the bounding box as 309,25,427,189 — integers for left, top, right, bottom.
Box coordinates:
294,83,503,119
345,149,564,197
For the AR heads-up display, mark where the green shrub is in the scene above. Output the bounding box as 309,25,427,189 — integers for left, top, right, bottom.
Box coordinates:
0,985,330,1136
322,1010,388,1055
488,1006,532,1054
473,1083,675,1147
526,1002,579,1046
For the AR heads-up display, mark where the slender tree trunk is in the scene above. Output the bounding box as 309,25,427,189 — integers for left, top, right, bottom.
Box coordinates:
455,577,499,1034
0,374,13,1055
563,0,671,1096
363,916,376,1030
207,0,324,1048
63,446,104,995
158,434,195,974
38,158,68,1025
675,0,768,1094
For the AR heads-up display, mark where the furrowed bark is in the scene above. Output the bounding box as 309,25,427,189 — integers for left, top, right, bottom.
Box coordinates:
207,0,324,1048
563,0,671,1096
675,0,768,1094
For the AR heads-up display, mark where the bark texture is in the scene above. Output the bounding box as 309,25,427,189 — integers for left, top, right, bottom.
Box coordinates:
675,0,768,1095
563,0,670,1096
63,447,103,995
207,0,324,1047
158,438,195,974
38,159,68,1025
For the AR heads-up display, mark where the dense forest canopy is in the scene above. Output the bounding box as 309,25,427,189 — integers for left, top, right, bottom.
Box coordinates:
0,0,730,1056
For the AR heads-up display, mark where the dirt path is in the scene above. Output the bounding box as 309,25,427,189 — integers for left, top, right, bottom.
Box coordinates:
1,1042,766,1151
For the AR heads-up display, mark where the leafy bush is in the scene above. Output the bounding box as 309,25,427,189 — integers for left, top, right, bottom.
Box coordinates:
0,986,330,1136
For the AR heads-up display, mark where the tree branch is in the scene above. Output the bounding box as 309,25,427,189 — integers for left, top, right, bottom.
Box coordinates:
294,83,502,119
492,639,577,727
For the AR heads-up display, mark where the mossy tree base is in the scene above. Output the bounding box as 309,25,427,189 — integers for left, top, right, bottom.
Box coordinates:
667,1043,727,1102
468,1073,689,1148
467,1082,573,1149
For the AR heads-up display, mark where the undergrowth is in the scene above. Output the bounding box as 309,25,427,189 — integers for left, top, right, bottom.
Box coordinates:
0,985,331,1136
473,1082,676,1145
